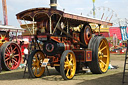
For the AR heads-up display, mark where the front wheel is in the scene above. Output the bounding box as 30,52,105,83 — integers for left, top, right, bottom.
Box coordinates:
60,50,76,80
28,50,45,78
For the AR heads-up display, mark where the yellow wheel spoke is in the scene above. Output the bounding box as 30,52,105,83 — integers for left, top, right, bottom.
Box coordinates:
32,63,36,66
70,67,73,73
39,56,43,60
70,54,73,62
70,58,73,62
32,67,34,69
99,63,104,69
66,69,69,76
98,55,102,59
64,60,69,70
39,67,42,72
66,56,69,62
65,61,69,65
39,55,43,60
33,60,36,63
35,55,38,61
34,67,37,75
64,65,68,70
103,55,108,57
99,46,107,52
99,41,104,48
64,64,68,67
100,60,106,66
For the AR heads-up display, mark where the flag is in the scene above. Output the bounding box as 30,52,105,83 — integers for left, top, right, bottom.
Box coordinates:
120,26,127,41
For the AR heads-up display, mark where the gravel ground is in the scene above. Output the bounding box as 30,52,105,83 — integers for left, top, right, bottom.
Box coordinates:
0,54,128,85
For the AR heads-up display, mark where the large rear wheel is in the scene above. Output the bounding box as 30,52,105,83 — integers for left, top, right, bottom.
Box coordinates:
28,50,45,78
1,42,21,71
88,36,110,73
60,50,76,80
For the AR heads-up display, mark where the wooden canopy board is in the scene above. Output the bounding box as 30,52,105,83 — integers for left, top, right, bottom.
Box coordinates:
16,8,112,26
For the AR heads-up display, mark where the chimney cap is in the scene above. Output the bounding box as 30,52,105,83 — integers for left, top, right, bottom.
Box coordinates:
50,0,57,9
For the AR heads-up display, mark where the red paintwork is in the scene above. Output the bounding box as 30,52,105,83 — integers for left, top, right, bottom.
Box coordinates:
86,50,92,62
73,50,85,62
73,33,80,43
0,37,9,41
20,44,29,55
73,49,92,62
51,36,61,43
5,43,21,70
110,51,125,54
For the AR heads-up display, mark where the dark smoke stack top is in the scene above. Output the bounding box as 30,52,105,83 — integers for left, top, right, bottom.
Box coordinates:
50,0,57,9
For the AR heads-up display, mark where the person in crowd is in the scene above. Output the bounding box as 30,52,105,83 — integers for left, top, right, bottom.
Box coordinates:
23,47,28,64
9,32,14,40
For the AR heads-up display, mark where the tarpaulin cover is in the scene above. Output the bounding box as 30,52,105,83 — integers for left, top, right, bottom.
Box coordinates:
109,27,122,40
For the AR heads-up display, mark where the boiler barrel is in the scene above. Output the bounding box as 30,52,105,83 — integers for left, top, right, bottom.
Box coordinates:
43,40,70,56
43,40,64,56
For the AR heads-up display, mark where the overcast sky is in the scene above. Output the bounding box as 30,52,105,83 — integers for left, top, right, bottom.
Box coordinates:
0,0,128,27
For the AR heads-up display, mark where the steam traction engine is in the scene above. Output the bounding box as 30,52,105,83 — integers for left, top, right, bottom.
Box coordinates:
16,0,112,80
0,25,22,71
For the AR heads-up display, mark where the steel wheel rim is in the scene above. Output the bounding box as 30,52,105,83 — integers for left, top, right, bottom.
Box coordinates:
98,39,110,72
64,52,76,79
32,51,45,77
4,43,21,70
